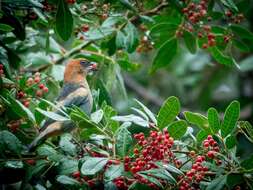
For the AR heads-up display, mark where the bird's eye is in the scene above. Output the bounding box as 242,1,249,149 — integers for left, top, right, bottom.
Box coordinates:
80,60,89,67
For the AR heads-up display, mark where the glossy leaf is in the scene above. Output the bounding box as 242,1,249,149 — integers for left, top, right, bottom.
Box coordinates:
55,0,73,41
151,38,178,72
56,175,80,186
209,46,236,66
206,175,227,190
115,124,133,158
183,30,197,54
36,108,69,121
0,23,14,32
184,111,209,132
124,22,139,53
230,24,253,39
157,96,180,129
104,164,124,182
81,157,108,175
225,135,237,149
221,0,238,11
166,120,187,139
91,109,104,124
134,99,157,125
221,100,240,137
0,130,22,154
207,107,220,134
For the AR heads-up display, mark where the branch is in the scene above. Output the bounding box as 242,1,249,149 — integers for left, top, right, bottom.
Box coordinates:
130,0,169,23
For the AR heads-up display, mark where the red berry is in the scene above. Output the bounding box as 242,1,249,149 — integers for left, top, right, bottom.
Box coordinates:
202,43,208,49
26,159,36,165
34,77,40,83
0,69,4,75
39,83,44,89
207,151,215,159
23,101,30,107
72,171,80,178
36,90,43,97
203,141,209,147
225,10,232,17
0,64,3,69
81,24,89,32
43,87,48,93
133,148,139,155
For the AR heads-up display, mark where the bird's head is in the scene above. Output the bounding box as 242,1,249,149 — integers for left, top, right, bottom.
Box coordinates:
64,59,98,83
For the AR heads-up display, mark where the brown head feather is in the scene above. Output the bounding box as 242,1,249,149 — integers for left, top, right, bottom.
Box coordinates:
64,59,87,83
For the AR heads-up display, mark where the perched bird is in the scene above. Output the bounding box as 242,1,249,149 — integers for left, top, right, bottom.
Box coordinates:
28,59,97,151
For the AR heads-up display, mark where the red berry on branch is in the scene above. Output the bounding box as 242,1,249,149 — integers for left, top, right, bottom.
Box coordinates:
43,87,49,93
36,90,43,97
23,100,30,107
39,83,45,89
34,77,40,83
72,171,80,178
81,24,89,32
26,159,36,165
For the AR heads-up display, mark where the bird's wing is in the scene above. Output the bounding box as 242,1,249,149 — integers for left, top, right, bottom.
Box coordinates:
39,86,92,132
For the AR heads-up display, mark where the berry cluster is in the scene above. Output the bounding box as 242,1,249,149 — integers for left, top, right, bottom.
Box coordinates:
225,10,244,24
0,64,4,77
203,135,221,165
182,0,208,24
17,72,48,107
136,36,154,53
72,171,96,187
178,155,208,190
115,129,177,189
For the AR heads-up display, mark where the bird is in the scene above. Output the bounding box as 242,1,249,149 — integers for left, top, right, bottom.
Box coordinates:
28,59,97,151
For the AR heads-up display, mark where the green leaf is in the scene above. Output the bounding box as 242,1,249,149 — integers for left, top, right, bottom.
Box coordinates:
225,135,237,149
166,120,187,139
58,158,78,175
196,130,209,142
238,121,253,143
59,134,77,156
115,124,133,158
220,0,238,11
119,0,137,12
0,130,22,154
112,115,149,127
85,27,115,40
151,38,178,72
206,175,227,190
81,157,108,175
230,24,253,39
134,99,157,125
221,100,240,137
37,144,64,162
232,39,250,52
124,22,139,53
56,175,80,186
207,107,220,134
184,111,209,132
183,30,197,54
209,46,236,66
138,169,176,184
1,96,35,123
241,154,253,169
36,108,69,121
117,59,140,72
91,109,104,124
102,16,124,28
116,31,125,49
227,174,244,189
157,96,180,129
104,164,124,182
55,0,73,41
0,23,14,32
160,163,183,175
150,23,178,48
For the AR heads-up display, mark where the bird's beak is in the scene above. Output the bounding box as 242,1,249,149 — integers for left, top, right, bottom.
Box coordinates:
89,62,98,71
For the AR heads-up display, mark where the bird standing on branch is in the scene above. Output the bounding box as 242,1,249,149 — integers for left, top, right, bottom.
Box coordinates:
28,59,97,151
